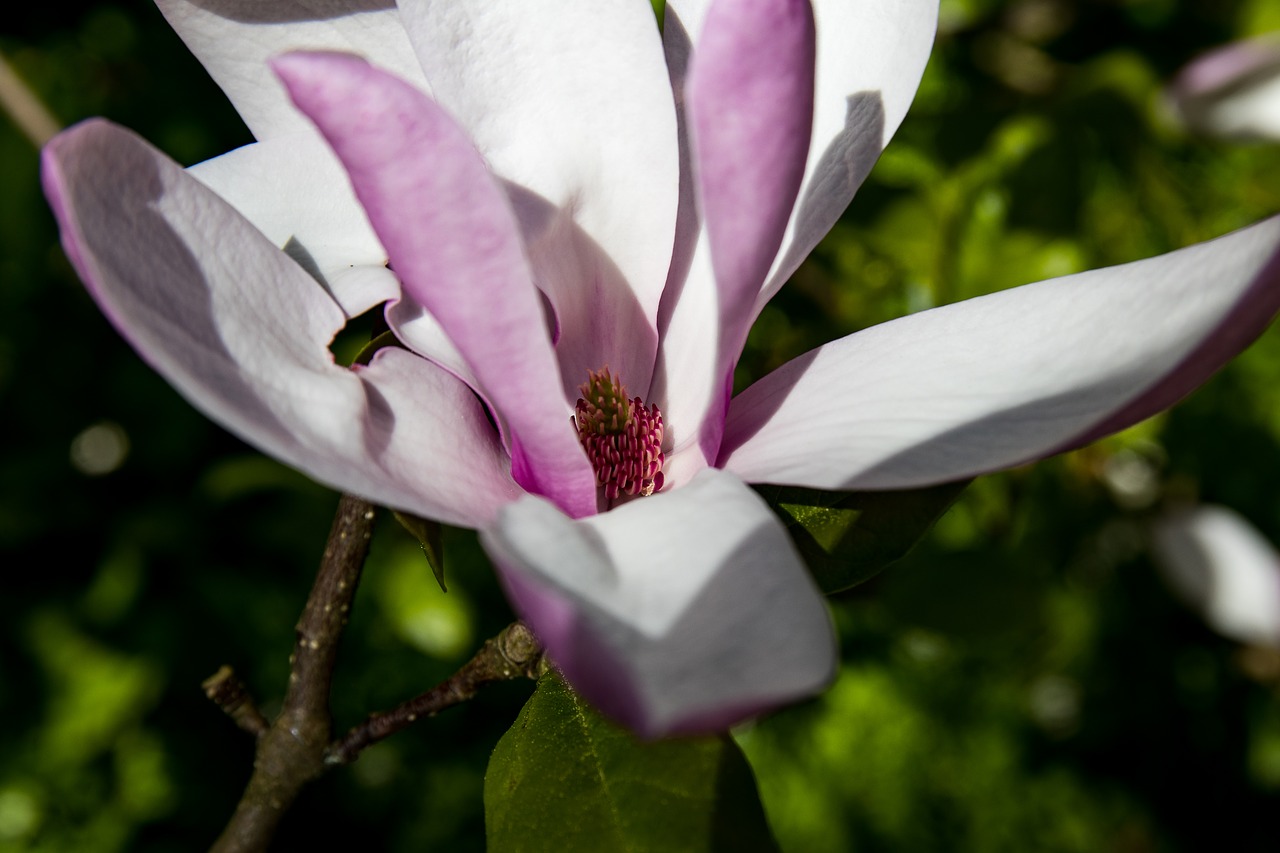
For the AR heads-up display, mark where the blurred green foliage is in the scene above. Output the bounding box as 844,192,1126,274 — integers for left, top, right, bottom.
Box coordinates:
3,0,1280,850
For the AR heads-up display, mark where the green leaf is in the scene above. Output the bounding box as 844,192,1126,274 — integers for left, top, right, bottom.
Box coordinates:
485,673,779,853
391,510,446,592
755,481,970,594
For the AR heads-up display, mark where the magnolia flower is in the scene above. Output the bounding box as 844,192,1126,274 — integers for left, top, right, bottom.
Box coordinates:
1168,32,1280,140
1152,506,1280,649
41,0,1280,737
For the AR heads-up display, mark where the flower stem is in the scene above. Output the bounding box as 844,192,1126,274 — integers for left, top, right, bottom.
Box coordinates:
209,494,376,853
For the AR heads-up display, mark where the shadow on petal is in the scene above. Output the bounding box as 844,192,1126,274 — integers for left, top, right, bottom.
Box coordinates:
716,347,821,466
766,90,887,298
486,471,834,739
46,125,300,447
505,182,660,401
1065,246,1280,451
173,0,394,25
358,375,395,461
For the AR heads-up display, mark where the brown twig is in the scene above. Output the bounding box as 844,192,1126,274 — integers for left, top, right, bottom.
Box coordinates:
209,494,376,853
326,621,544,766
204,497,543,851
202,666,269,739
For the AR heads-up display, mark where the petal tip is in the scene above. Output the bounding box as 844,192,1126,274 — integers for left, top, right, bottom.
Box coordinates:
270,49,371,97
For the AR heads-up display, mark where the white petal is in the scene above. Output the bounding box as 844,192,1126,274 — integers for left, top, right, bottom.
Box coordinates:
656,0,938,466
325,265,401,320
1153,506,1280,648
651,2,720,470
761,0,938,302
721,217,1280,489
385,296,476,390
482,468,835,738
155,0,429,140
664,0,941,305
44,119,517,527
275,51,598,518
395,0,679,394
356,347,523,526
653,241,720,470
187,132,395,316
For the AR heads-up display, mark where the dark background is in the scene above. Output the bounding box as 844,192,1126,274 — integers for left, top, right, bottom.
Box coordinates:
3,1,1280,850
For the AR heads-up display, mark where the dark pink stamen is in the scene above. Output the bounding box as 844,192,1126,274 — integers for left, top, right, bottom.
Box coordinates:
573,367,665,499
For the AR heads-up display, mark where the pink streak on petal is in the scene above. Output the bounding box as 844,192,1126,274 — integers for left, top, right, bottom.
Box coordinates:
273,51,597,519
395,1,678,399
686,0,815,462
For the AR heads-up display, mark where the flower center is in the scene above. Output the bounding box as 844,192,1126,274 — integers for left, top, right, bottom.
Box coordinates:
573,367,665,500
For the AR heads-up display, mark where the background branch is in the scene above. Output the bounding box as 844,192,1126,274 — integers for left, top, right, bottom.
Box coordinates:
0,50,59,147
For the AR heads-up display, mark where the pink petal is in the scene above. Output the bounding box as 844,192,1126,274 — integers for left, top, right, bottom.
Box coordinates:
656,0,937,467
42,119,519,526
482,468,835,738
395,0,679,397
187,132,396,317
274,52,597,518
1172,33,1280,97
661,0,939,309
720,217,1280,489
154,0,429,141
1153,506,1280,648
684,0,816,462
1168,34,1280,141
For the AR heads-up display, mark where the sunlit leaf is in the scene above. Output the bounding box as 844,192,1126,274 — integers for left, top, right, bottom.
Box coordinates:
485,672,779,853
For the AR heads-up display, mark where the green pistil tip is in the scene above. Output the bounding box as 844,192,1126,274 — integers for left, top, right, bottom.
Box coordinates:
577,367,632,436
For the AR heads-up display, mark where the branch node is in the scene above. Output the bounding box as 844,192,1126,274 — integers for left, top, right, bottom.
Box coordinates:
203,665,270,739
497,621,545,679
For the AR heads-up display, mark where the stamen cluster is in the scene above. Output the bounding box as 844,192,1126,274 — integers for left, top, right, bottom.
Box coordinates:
573,368,665,500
